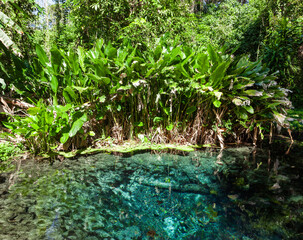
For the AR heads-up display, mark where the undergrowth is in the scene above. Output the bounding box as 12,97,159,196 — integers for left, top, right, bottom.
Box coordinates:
0,142,22,173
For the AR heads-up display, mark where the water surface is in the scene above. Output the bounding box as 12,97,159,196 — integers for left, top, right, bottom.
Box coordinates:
0,145,302,239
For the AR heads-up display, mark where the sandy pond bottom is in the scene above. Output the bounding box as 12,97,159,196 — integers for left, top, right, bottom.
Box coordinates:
0,146,302,240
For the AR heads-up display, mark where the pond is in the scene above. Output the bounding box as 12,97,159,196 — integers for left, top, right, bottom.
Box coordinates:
0,144,302,240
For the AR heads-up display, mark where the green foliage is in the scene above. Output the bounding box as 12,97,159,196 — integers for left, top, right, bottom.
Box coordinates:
118,0,195,48
4,39,291,155
65,0,130,46
256,0,303,105
195,0,267,52
0,0,39,56
262,17,303,88
0,0,299,154
0,11,22,55
0,141,22,173
4,101,89,155
287,108,303,133
0,0,40,98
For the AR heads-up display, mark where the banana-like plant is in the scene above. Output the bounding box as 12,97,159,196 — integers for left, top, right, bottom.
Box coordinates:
9,38,291,155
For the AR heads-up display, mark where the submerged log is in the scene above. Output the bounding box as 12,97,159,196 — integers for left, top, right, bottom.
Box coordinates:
137,179,209,194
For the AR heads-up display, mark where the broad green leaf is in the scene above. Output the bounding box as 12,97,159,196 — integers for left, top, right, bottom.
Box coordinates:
60,132,69,144
27,107,40,115
236,56,249,69
104,46,117,59
233,80,254,90
153,117,163,123
77,47,86,72
95,39,104,52
127,47,137,65
207,44,218,65
214,91,223,100
169,46,182,62
31,123,39,130
232,98,243,106
54,104,72,113
99,95,106,103
89,131,95,136
136,122,144,127
213,99,221,108
176,63,189,78
50,75,58,94
63,86,78,101
72,86,89,94
2,121,15,130
45,112,54,125
154,45,162,61
244,90,263,97
87,74,110,85
237,108,248,120
67,51,80,75
36,44,48,66
99,77,111,85
118,85,132,91
58,151,76,158
50,46,63,74
273,111,286,126
163,106,170,116
243,105,254,114
69,113,87,137
186,106,197,115
0,78,6,90
117,48,128,64
166,123,174,131
210,62,229,89
267,102,282,109
195,53,209,75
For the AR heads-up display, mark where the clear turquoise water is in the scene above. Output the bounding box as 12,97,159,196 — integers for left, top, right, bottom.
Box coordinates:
0,145,302,239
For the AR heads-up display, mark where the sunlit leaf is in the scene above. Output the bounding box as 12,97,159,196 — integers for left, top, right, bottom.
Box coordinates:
213,99,221,108
243,105,254,114
36,44,48,66
50,75,58,94
166,123,174,131
69,113,88,137
244,90,263,97
273,111,286,126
